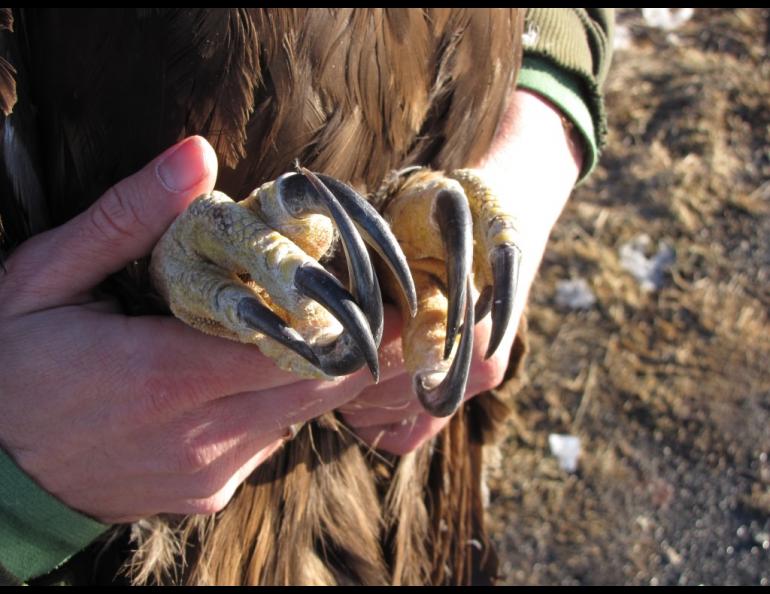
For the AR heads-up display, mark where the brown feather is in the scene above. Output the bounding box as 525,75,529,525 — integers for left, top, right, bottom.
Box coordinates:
0,9,48,262
385,449,432,585
0,55,15,116
0,5,14,118
0,7,12,32
157,8,261,168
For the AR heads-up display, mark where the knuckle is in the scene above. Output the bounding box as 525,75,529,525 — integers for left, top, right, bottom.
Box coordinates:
131,371,207,425
174,440,216,475
134,359,211,421
0,239,54,314
88,184,142,244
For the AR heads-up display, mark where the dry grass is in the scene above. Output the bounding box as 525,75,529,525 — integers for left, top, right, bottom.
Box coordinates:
489,8,770,585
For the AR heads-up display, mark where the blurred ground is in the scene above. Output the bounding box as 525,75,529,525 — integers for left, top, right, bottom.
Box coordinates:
488,8,770,586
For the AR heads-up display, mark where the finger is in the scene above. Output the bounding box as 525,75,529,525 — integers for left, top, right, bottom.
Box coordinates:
127,316,323,406
183,437,286,515
150,431,287,514
344,312,516,433
121,304,407,423
1,136,218,315
353,413,450,456
339,373,423,428
464,311,517,398
238,364,391,430
176,325,406,437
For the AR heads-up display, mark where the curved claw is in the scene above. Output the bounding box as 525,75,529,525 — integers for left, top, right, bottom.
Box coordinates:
237,297,320,368
474,285,493,323
294,264,379,381
485,242,521,360
316,173,418,318
434,188,473,360
415,279,475,418
278,169,383,346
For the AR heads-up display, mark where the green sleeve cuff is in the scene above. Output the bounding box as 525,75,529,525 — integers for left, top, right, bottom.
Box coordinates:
518,55,598,182
0,447,110,583
519,8,614,181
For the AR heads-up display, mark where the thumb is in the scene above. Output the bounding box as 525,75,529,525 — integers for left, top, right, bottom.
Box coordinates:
1,136,218,314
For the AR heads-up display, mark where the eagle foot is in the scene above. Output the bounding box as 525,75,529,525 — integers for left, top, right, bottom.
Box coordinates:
150,166,519,420
379,168,522,417
150,167,416,382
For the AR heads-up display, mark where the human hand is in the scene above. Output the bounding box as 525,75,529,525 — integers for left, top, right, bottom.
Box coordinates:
340,89,584,454
339,310,512,454
0,136,398,524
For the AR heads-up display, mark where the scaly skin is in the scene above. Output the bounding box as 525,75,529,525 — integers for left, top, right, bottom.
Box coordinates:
380,168,521,411
448,169,522,290
151,187,339,379
151,169,411,384
150,166,518,416
378,171,460,388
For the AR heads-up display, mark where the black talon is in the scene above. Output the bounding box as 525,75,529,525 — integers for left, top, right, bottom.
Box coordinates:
474,285,493,323
316,173,418,318
434,188,473,360
279,169,383,346
237,297,320,368
485,242,521,359
294,264,380,381
415,279,475,417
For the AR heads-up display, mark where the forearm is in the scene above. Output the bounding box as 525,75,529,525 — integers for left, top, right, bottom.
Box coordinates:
474,88,584,332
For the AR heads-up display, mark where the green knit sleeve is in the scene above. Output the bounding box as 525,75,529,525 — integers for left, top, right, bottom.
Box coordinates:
0,447,110,583
518,8,615,181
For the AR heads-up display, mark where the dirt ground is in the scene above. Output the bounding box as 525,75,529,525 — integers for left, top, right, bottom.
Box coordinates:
488,9,770,586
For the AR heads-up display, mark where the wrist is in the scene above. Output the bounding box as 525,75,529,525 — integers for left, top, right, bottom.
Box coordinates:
477,89,580,235
555,104,587,174
517,53,602,181
470,89,582,351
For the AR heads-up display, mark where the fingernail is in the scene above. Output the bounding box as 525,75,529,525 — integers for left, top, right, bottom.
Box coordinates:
156,137,210,192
